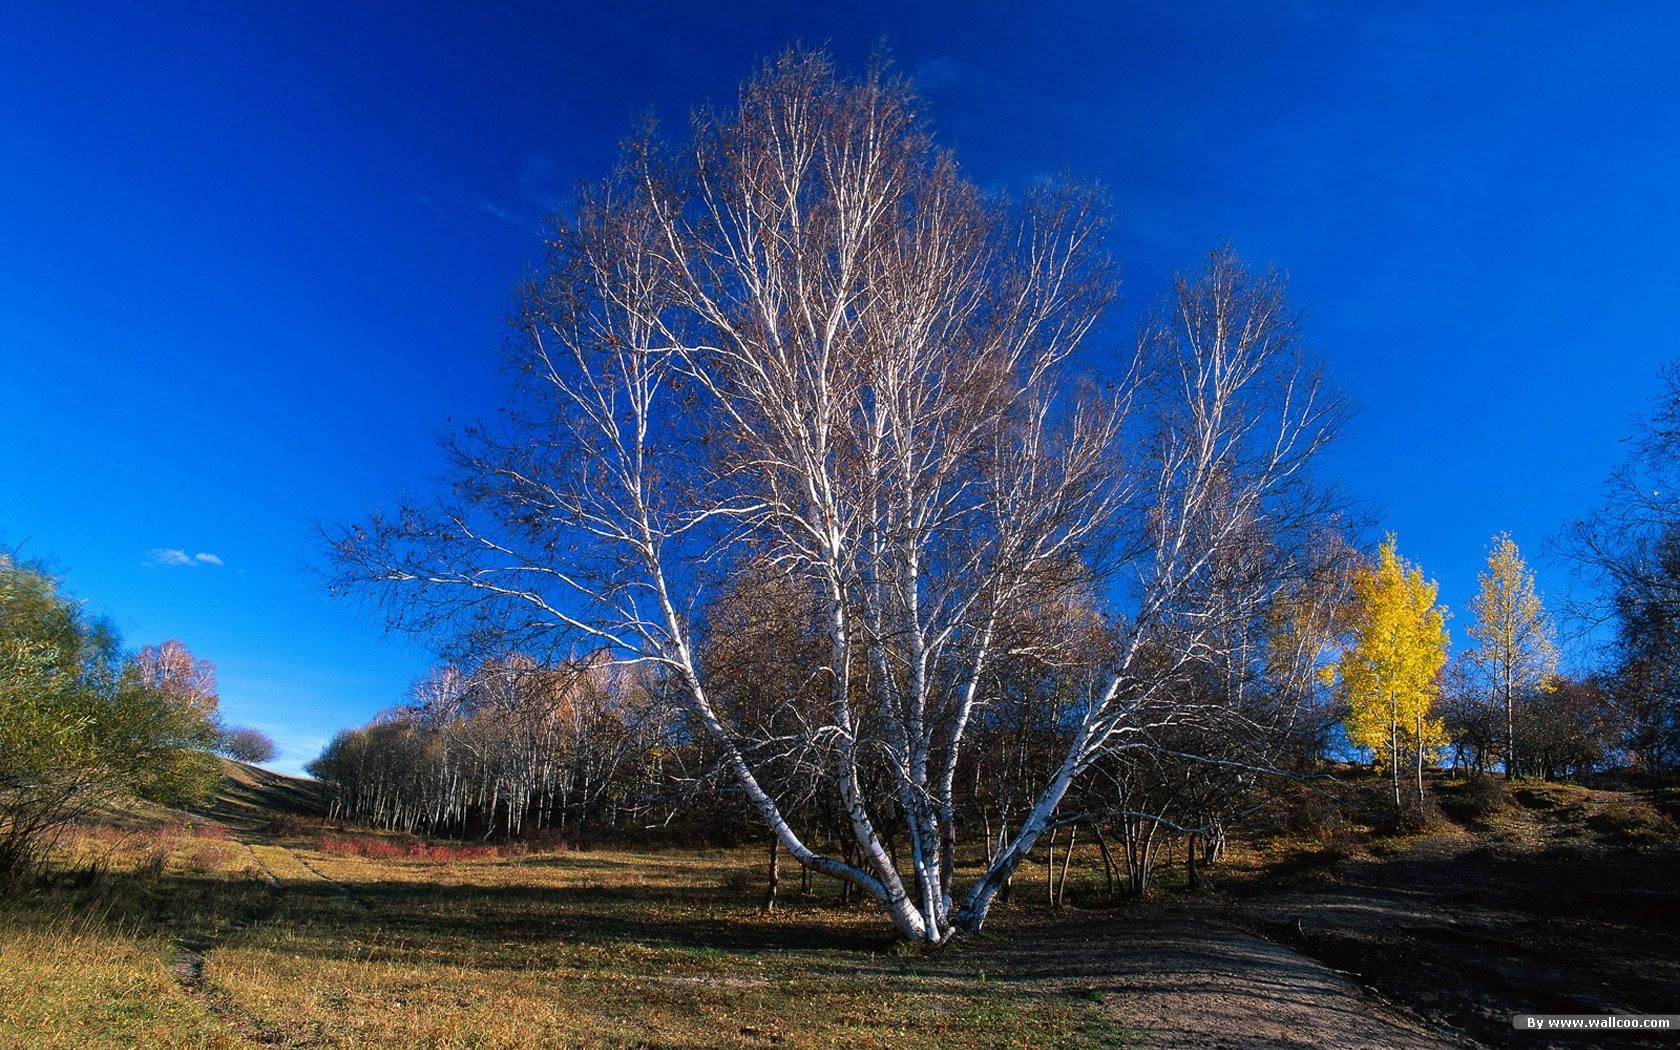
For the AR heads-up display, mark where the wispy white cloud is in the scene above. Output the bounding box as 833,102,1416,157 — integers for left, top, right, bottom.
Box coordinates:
145,548,225,568
477,199,515,223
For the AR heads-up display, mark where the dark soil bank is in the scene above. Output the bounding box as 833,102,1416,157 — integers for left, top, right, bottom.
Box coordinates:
1226,785,1680,1049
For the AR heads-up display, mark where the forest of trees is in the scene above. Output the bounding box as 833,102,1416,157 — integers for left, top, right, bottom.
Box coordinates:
307,653,675,840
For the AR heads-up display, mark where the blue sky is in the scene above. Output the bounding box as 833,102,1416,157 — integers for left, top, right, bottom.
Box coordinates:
4,2,1677,775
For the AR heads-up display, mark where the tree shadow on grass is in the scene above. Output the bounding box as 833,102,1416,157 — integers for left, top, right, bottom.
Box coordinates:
277,875,903,961
4,866,280,946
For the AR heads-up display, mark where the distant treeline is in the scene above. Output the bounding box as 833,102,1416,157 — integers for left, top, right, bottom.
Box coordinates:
311,539,1354,898
307,653,672,840
310,539,1676,875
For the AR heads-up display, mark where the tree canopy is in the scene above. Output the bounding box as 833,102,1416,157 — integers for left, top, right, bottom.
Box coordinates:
1561,364,1680,774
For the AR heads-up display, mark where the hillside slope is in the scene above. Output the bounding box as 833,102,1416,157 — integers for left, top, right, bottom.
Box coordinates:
198,757,327,831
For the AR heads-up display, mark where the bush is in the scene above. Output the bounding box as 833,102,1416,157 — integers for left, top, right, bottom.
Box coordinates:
1593,799,1678,847
1,558,213,877
265,813,317,837
1282,789,1351,841
1441,775,1507,822
1373,794,1441,836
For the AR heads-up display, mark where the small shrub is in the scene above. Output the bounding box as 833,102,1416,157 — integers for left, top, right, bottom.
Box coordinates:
405,842,502,862
1441,776,1507,822
515,827,571,855
188,821,233,841
1374,795,1441,836
1281,789,1351,842
722,865,766,895
1593,799,1677,847
316,836,405,860
265,813,316,837
183,842,234,874
133,842,171,880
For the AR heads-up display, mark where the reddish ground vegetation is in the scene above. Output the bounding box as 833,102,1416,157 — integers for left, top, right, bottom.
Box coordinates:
313,836,510,862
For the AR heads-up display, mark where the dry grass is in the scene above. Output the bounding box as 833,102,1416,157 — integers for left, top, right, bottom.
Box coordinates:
0,821,269,1049
206,843,1109,1048
3,823,1121,1049
0,925,241,1049
16,767,1669,1048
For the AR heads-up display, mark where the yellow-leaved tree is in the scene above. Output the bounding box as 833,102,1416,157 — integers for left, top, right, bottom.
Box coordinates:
1335,535,1450,810
1466,533,1557,780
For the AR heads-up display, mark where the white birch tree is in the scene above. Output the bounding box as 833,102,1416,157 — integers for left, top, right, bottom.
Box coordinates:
329,49,1344,940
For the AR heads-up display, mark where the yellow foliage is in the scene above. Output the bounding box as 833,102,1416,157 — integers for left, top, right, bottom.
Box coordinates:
1335,535,1449,771
1468,534,1552,669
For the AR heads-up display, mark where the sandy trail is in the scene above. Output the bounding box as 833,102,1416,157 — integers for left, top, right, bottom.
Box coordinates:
988,914,1471,1049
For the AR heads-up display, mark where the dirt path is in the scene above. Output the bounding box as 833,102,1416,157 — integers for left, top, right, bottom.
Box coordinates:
970,784,1677,1049
989,914,1470,1049
155,839,297,1044
163,838,380,1046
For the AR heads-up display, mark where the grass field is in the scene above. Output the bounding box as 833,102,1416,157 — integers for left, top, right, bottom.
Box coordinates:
0,812,1127,1049
6,764,1677,1049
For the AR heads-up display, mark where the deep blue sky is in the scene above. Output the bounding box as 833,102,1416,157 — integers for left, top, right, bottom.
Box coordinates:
4,2,1677,775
